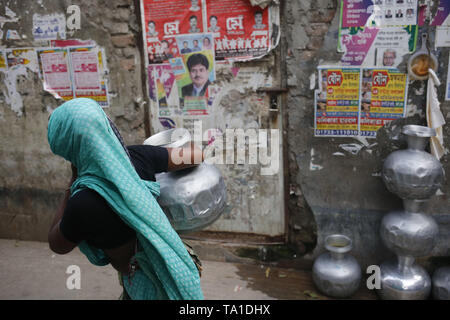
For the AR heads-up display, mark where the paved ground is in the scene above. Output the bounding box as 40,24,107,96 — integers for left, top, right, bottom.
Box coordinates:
0,239,377,300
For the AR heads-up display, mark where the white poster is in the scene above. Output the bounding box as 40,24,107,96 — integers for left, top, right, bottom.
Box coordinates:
435,26,450,48
70,49,101,91
32,13,66,41
40,50,72,91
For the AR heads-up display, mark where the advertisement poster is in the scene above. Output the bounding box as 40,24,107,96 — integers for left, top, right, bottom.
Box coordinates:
359,68,408,137
70,47,101,91
36,45,109,107
36,48,73,100
205,0,270,59
315,67,360,137
142,0,205,64
341,0,418,28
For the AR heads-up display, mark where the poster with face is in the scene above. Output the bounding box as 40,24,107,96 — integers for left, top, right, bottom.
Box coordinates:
142,0,205,64
206,0,270,59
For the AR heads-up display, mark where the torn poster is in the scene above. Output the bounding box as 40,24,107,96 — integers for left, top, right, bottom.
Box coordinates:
149,63,179,117
32,13,66,41
142,0,205,64
5,48,39,73
418,0,450,26
359,68,408,137
36,44,110,107
315,67,360,137
36,48,73,100
206,0,270,60
141,0,273,63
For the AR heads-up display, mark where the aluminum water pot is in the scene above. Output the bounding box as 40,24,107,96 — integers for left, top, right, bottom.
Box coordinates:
382,125,444,200
143,128,228,234
312,234,362,298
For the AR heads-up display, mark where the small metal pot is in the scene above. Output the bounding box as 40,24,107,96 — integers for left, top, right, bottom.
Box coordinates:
312,234,362,299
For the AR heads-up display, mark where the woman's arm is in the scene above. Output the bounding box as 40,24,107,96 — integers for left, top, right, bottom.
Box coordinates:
166,142,204,171
48,164,79,254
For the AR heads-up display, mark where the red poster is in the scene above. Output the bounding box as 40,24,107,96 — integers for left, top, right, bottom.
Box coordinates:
143,0,205,64
206,0,270,59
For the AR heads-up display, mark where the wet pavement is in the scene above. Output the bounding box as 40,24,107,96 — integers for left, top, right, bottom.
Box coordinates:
0,239,377,300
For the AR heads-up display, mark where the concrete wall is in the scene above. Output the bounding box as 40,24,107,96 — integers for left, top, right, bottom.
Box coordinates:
0,0,448,269
0,0,147,241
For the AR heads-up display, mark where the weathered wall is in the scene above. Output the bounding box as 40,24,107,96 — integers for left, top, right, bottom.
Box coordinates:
0,0,448,271
0,0,147,241
284,0,450,268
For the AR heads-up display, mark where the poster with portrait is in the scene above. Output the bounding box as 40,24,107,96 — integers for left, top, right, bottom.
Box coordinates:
359,68,408,137
340,0,418,28
205,0,270,60
169,46,215,116
142,0,205,64
339,26,417,67
338,0,418,66
315,67,360,137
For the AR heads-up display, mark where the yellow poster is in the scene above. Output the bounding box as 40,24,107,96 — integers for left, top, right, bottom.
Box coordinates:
315,67,360,136
360,68,408,137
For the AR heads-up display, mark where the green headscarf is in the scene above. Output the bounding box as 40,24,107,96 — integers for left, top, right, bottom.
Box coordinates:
47,98,203,300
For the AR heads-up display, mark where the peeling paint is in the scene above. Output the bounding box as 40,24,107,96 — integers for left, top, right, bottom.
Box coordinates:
309,148,323,171
3,66,27,116
332,152,345,156
339,143,364,155
309,72,316,90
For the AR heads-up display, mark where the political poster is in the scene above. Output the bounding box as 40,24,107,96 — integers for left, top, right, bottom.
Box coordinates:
142,0,205,64
205,0,270,59
338,0,418,67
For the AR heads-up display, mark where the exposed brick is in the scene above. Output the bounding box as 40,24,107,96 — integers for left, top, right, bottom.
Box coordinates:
111,34,134,48
120,58,135,71
309,9,336,23
306,36,323,50
299,50,315,60
305,23,330,37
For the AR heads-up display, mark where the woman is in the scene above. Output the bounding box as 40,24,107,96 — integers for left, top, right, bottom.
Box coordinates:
47,98,204,300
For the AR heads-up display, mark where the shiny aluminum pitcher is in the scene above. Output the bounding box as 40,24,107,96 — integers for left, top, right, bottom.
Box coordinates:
144,128,228,234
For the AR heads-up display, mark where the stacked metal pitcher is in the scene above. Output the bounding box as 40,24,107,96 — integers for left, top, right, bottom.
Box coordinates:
379,125,445,299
